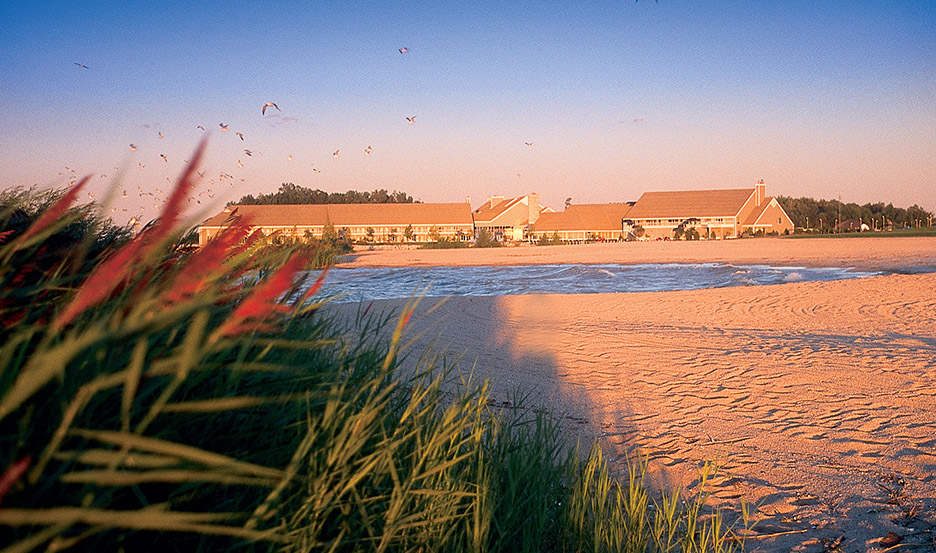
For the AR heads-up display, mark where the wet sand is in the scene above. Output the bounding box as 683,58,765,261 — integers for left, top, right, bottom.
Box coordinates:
334,236,936,552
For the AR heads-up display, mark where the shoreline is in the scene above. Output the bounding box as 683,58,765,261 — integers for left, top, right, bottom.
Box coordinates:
337,236,936,273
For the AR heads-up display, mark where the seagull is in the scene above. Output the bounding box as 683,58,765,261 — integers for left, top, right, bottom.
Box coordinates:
287,154,293,161
138,163,145,169
236,132,244,141
406,116,416,124
197,170,206,177
74,62,89,69
524,142,533,147
398,47,408,54
261,102,280,115
197,125,205,131
364,145,373,155
129,144,137,151
243,149,252,156
312,167,321,173
158,132,164,139
333,150,340,158
237,160,243,168
160,154,168,162
122,190,128,198
219,123,229,131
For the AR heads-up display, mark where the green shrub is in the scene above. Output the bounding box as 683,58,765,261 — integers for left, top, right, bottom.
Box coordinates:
475,228,501,248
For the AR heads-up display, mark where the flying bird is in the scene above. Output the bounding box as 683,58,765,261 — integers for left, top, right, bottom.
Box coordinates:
74,62,89,69
244,149,252,156
398,47,408,54
333,150,340,158
287,155,293,161
364,145,373,155
197,125,205,131
236,132,245,140
129,144,137,151
261,102,280,115
160,154,168,162
138,163,145,169
121,190,128,198
237,160,243,168
406,116,416,124
219,123,229,131
158,132,164,139
524,142,533,147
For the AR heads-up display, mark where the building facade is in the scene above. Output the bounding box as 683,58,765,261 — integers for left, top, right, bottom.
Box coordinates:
197,203,474,246
624,181,794,239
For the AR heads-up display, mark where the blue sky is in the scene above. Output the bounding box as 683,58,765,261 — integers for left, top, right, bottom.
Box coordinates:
1,1,934,224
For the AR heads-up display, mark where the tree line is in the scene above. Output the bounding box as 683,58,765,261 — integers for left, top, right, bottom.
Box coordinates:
236,182,417,205
776,196,933,231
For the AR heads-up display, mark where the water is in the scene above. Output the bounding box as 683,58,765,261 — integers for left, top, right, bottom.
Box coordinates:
305,263,881,303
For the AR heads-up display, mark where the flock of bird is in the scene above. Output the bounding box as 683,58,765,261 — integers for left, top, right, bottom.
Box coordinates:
66,47,536,229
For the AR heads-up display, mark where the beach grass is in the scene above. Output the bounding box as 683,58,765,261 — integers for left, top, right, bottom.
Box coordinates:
1,147,747,552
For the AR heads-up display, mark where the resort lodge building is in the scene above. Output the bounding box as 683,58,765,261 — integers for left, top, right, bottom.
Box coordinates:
625,181,794,239
533,203,636,242
196,203,474,246
197,182,794,246
471,194,553,241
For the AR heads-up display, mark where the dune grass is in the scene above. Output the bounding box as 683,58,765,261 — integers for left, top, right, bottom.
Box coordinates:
1,144,748,553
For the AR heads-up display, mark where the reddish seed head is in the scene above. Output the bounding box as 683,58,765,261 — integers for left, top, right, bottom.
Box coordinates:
215,254,305,338
0,457,31,505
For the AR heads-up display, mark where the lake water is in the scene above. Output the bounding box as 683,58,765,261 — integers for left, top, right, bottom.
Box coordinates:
307,263,881,303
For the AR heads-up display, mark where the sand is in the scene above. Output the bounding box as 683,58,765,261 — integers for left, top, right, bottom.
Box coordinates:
334,236,936,552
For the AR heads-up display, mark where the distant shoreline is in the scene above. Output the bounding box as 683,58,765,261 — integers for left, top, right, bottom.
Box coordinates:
337,235,936,273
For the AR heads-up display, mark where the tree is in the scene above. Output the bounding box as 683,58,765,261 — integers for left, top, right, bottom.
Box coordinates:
321,221,338,244
403,224,414,242
236,183,418,205
365,227,375,242
428,225,441,242
673,226,685,240
388,228,397,242
475,228,500,248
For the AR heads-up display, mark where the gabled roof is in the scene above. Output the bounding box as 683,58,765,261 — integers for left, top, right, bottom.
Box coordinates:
472,196,521,224
200,203,473,228
535,203,634,232
742,197,779,226
626,188,755,219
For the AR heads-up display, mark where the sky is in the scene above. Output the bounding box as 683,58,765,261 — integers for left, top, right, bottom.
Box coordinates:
1,1,934,226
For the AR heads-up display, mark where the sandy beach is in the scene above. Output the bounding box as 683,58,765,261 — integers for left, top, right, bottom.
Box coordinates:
334,236,936,552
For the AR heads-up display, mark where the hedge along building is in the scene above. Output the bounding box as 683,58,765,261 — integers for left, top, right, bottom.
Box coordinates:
624,181,794,239
532,203,636,243
471,194,553,241
196,202,475,246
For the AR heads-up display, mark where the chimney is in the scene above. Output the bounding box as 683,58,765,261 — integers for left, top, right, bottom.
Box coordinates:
489,195,504,209
755,180,766,207
528,193,541,225
466,196,471,205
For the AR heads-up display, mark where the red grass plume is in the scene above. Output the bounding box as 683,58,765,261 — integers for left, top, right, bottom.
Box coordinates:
212,254,305,340
52,137,208,331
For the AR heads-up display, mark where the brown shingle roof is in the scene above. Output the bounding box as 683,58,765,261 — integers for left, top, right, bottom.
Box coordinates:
626,188,754,219
535,203,634,232
472,197,518,223
200,203,473,228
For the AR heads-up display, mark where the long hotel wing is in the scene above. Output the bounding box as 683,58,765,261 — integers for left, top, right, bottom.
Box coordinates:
197,183,794,245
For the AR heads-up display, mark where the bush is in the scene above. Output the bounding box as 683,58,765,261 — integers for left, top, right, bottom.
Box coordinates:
475,228,501,248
